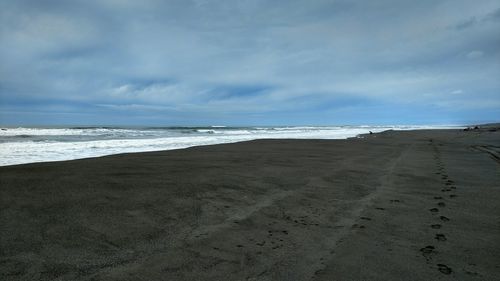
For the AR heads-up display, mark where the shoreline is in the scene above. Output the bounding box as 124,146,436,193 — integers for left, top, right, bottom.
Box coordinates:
1,127,499,280
0,125,464,167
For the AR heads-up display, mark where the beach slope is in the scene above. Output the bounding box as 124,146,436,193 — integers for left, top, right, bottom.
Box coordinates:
1,127,499,280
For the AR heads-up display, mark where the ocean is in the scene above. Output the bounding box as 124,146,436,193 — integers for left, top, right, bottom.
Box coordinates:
0,125,460,166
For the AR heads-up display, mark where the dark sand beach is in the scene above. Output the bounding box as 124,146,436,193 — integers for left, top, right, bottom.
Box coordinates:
1,127,499,280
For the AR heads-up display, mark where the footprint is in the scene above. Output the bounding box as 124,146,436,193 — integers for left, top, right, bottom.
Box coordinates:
420,245,436,261
437,202,446,207
360,217,372,221
431,224,442,229
441,188,451,192
390,199,400,203
434,196,443,199
429,208,439,213
440,216,450,222
437,264,452,274
420,245,435,254
435,233,447,241
375,207,385,210
449,194,457,198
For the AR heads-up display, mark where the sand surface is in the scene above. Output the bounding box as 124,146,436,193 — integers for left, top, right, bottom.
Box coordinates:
1,127,499,280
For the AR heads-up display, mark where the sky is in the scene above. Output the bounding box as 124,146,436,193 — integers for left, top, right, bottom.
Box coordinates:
0,0,499,126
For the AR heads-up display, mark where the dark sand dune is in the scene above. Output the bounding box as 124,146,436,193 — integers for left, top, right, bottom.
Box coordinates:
1,127,499,280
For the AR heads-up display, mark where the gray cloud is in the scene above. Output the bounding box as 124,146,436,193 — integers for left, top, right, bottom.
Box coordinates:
1,0,499,125
451,6,500,30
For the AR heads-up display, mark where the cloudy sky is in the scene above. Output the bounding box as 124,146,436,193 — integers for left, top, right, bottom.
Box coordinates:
1,0,499,126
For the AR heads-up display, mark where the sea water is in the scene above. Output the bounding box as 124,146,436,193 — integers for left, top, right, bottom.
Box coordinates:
0,125,460,166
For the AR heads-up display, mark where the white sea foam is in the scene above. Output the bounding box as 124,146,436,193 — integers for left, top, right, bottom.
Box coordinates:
0,125,461,166
0,127,143,136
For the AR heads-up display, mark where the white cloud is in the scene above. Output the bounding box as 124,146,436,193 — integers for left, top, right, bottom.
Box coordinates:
466,50,484,59
96,103,177,111
1,0,500,124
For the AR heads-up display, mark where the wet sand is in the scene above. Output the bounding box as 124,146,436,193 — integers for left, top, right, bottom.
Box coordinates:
1,127,499,280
